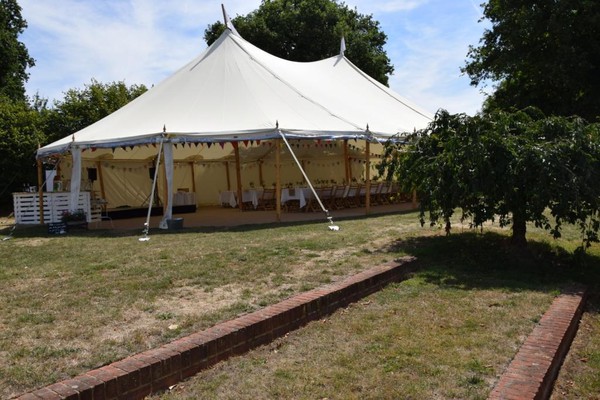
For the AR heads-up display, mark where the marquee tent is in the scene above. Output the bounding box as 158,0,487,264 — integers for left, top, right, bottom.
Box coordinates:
36,16,433,227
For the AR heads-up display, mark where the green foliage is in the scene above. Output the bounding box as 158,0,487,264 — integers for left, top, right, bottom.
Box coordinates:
0,81,146,206
0,0,35,102
45,79,147,144
204,0,393,86
379,109,600,247
463,0,600,120
0,97,45,201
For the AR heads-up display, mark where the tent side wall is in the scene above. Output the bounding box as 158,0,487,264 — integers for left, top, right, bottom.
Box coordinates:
62,139,380,209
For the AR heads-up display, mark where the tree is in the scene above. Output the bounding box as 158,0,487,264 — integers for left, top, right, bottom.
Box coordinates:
463,0,600,121
45,79,147,144
378,109,600,247
0,97,45,203
204,0,393,86
0,0,35,102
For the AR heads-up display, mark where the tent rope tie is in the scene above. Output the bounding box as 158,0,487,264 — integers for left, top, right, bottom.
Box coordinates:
278,130,339,231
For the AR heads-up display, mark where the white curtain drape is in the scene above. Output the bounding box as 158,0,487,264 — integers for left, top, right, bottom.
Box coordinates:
69,147,82,211
159,142,174,229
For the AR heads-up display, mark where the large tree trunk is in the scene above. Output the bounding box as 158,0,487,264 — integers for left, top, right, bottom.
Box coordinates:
511,213,528,247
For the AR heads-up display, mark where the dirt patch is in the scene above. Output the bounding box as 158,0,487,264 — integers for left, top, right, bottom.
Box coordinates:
12,238,51,247
96,285,248,344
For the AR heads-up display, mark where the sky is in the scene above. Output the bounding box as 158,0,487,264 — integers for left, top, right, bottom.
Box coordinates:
19,0,490,115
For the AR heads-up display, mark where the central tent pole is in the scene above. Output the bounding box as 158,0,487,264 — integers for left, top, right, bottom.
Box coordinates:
343,139,350,184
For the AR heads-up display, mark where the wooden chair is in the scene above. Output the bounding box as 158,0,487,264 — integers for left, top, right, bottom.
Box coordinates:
305,187,327,212
257,188,276,210
283,188,301,212
319,186,334,210
344,184,360,208
330,185,347,209
373,182,384,205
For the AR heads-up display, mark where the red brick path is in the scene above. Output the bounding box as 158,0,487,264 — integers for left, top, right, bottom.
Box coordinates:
488,286,587,400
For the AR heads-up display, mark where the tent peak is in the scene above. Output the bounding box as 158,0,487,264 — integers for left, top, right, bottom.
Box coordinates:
221,4,241,37
340,37,346,57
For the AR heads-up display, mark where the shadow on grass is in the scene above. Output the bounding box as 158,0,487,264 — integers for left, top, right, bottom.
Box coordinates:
0,208,415,239
382,231,600,295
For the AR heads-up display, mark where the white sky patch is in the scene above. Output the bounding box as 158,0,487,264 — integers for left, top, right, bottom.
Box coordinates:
19,0,487,114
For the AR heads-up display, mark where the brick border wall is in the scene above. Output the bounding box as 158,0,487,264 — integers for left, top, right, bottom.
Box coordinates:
488,286,587,400
15,257,416,400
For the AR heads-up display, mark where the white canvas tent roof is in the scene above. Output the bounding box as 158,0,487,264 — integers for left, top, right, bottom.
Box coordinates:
37,26,432,158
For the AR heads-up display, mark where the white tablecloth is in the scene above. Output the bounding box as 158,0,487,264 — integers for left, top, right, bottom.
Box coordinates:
219,191,237,208
173,191,196,206
243,189,262,208
281,187,311,209
219,189,262,208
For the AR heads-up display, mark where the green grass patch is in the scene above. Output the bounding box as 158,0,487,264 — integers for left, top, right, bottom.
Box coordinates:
1,211,599,399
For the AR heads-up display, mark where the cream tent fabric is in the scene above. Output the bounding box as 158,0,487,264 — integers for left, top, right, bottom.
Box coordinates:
37,28,432,158
36,25,433,221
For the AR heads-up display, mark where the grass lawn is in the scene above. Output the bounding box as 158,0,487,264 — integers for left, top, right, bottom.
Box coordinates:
0,210,599,399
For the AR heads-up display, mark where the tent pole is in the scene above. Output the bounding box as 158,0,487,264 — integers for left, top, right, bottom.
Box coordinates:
343,139,350,184
301,159,307,184
189,162,196,193
225,161,231,190
275,139,281,221
96,161,106,200
258,160,264,187
161,152,168,212
365,140,371,215
233,142,243,210
37,159,45,225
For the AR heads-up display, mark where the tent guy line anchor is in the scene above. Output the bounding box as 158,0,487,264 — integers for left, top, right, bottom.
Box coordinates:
278,127,339,231
2,224,15,241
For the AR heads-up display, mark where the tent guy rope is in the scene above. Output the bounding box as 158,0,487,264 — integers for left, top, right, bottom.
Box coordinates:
278,128,339,231
139,135,165,242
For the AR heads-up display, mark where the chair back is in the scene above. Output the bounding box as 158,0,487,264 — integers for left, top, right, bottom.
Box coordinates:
262,188,275,200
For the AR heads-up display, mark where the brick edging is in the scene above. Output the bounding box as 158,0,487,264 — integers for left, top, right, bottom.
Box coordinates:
15,257,417,400
488,285,588,400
